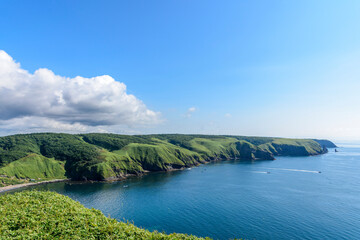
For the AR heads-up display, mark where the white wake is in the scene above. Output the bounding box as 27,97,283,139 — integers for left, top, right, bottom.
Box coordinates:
267,168,321,173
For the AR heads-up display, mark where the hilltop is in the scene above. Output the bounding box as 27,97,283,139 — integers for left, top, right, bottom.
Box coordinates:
0,133,333,185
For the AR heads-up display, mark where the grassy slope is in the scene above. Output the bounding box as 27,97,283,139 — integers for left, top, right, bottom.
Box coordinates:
0,177,25,188
0,153,65,179
258,138,325,156
0,133,330,182
0,153,66,187
0,190,209,240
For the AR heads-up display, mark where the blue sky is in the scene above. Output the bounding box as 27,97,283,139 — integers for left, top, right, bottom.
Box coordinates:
1,0,360,140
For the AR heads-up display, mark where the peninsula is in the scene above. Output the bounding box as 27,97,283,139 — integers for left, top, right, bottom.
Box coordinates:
0,133,335,187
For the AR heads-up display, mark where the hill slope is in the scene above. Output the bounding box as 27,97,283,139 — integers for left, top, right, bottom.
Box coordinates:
0,133,332,183
0,190,209,239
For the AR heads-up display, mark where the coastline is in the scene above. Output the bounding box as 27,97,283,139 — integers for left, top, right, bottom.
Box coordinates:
0,179,69,194
0,150,330,193
0,133,332,183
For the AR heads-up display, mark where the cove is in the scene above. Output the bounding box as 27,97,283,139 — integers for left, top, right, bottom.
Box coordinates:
13,144,360,240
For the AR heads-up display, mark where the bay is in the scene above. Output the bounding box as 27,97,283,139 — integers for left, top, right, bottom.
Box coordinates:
15,143,360,239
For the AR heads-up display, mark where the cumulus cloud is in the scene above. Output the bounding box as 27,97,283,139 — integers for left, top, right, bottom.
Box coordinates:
0,50,161,134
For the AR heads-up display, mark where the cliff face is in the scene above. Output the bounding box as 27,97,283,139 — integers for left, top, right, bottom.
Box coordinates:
313,139,337,148
0,133,335,181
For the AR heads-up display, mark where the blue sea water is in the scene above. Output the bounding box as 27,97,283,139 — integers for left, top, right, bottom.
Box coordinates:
15,144,360,239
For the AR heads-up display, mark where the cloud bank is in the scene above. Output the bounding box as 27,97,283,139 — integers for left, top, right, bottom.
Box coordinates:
0,50,161,134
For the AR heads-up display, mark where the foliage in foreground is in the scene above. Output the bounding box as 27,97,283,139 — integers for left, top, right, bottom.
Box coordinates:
0,190,210,240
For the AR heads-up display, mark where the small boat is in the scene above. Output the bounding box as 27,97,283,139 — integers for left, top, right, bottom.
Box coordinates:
335,149,338,152
123,185,128,188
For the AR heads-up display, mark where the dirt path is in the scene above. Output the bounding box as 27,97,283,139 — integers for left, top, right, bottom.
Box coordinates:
0,179,69,193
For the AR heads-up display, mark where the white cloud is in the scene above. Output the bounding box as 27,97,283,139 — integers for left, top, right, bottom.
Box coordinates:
225,113,232,118
0,50,161,134
185,107,197,118
188,107,196,113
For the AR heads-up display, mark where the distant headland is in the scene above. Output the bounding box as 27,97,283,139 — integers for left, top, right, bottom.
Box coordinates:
0,133,335,188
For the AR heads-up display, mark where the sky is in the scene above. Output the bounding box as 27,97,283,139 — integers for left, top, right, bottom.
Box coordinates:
1,0,360,141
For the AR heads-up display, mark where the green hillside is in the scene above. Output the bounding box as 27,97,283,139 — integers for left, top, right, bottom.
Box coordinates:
0,153,65,180
0,190,209,239
0,133,331,184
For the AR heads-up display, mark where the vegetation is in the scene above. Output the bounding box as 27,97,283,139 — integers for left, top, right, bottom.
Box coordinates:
0,190,209,239
0,133,332,182
0,176,26,188
0,153,65,180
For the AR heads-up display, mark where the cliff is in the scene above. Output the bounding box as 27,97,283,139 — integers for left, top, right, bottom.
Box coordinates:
0,133,334,183
313,139,337,148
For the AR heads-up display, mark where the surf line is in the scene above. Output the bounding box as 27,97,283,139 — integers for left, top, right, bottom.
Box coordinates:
266,168,321,173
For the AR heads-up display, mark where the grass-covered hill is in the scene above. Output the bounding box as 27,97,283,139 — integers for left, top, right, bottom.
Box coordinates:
0,190,209,239
0,133,332,184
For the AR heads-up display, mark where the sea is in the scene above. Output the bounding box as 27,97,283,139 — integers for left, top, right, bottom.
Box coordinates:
10,143,360,240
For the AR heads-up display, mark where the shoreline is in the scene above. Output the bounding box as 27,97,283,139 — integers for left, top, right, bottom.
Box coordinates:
0,179,69,193
0,151,329,193
0,161,239,192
